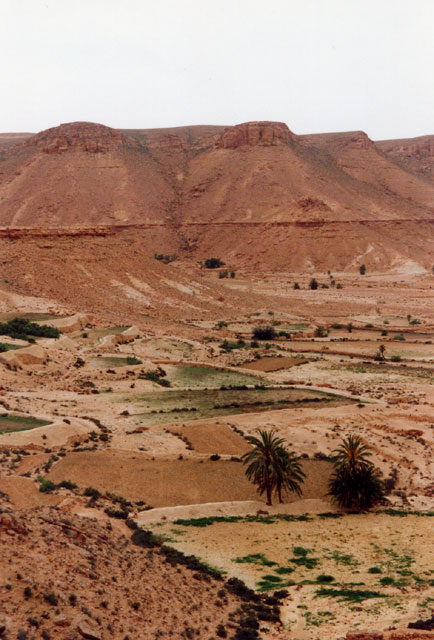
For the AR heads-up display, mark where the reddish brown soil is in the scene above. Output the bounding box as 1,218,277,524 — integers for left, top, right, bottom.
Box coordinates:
1,120,434,274
47,452,331,507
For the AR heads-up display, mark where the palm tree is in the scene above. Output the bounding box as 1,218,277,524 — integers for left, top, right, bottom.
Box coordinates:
332,435,372,472
328,435,386,512
242,430,305,506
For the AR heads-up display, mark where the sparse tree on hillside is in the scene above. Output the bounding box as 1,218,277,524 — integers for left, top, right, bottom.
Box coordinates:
375,344,386,361
359,264,366,275
242,429,305,506
252,325,276,341
309,278,318,290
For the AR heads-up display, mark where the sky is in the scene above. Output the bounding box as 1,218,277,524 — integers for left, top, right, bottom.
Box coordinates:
0,0,433,140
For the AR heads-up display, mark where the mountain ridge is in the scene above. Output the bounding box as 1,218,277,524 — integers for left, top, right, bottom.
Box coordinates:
0,120,433,273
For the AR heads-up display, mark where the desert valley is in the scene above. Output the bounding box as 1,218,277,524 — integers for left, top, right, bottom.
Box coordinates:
1,119,434,640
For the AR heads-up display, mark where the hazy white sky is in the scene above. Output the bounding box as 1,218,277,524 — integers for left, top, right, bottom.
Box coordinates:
1,0,433,139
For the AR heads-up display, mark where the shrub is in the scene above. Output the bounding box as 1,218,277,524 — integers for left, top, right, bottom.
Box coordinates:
391,355,401,362
154,253,177,264
293,282,300,290
83,487,101,498
37,477,56,494
309,278,318,290
314,326,328,338
218,270,229,279
0,317,61,340
252,326,276,341
393,334,405,341
131,528,162,548
368,566,382,574
57,480,78,490
359,264,366,275
104,507,128,519
43,592,58,606
205,258,225,269
126,356,142,365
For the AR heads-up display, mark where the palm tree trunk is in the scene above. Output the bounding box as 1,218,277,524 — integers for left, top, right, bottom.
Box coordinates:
266,482,272,506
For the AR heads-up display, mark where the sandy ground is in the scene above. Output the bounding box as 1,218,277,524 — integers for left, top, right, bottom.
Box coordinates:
47,453,332,507
2,275,434,639
150,512,434,640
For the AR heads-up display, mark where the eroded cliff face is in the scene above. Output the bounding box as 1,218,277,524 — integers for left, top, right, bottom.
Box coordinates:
377,135,434,183
25,121,135,154
216,121,294,149
1,119,434,272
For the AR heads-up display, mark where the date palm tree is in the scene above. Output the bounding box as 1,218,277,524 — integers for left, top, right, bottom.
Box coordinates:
328,435,386,512
332,435,372,472
242,429,305,506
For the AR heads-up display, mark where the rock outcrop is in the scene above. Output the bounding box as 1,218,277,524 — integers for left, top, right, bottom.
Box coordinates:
25,121,135,154
216,121,294,149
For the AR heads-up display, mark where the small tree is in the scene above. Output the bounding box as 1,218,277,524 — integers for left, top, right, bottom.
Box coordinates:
328,435,386,512
309,278,318,290
252,325,276,341
205,258,225,269
242,430,305,506
293,282,300,290
359,264,366,275
346,322,353,333
375,344,386,361
314,326,328,338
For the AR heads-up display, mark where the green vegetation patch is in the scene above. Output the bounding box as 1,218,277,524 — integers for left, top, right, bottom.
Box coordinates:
168,365,260,389
233,554,277,567
90,356,142,369
0,317,60,340
315,587,387,603
0,413,51,434
289,546,320,570
128,386,354,427
0,342,21,352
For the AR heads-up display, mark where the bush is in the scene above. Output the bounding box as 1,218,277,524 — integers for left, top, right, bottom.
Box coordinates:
0,317,61,340
104,507,128,519
37,477,56,494
126,356,142,365
252,326,276,341
293,282,300,290
83,487,101,498
314,326,328,337
57,480,78,490
309,278,318,290
205,258,225,269
218,270,228,279
359,264,366,275
43,592,58,606
154,253,177,264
